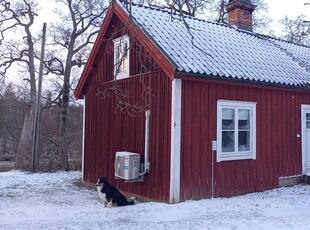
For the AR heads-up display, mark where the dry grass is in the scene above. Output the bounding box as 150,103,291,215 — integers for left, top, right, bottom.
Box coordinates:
0,161,14,172
72,178,97,191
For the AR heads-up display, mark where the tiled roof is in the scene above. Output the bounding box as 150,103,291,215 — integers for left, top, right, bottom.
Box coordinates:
123,2,310,88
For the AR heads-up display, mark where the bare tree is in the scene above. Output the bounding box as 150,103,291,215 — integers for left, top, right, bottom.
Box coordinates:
279,15,310,46
0,0,39,170
38,101,83,172
163,0,210,16
45,0,108,170
0,0,108,171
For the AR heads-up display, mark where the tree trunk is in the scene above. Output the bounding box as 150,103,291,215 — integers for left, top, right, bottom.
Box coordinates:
15,24,36,171
15,108,34,170
59,51,73,171
59,94,69,171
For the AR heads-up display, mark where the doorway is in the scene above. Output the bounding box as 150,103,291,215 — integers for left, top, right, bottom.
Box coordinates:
302,105,310,176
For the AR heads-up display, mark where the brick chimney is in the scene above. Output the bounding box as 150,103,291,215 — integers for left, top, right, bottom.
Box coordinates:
225,0,256,32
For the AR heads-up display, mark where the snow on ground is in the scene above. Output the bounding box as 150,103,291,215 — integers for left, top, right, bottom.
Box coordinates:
0,171,310,230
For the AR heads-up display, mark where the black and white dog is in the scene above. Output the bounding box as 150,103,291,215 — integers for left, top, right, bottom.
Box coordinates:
96,177,135,207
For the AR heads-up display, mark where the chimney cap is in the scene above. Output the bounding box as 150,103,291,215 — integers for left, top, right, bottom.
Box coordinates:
226,0,256,13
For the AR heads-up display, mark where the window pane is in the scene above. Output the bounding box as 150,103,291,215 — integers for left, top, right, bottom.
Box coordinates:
307,121,310,129
116,45,122,73
238,109,250,130
222,131,235,152
120,44,125,72
115,42,129,74
222,108,234,130
122,43,128,72
307,113,310,121
238,131,250,151
122,42,128,58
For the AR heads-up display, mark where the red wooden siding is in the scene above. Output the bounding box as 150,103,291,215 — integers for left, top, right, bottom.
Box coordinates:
84,72,172,202
82,14,172,202
180,78,310,201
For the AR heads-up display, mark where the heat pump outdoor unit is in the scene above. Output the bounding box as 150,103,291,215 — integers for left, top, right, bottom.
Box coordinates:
114,151,140,180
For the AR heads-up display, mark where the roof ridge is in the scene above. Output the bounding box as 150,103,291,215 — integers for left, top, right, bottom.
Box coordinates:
257,33,310,49
119,1,276,40
118,0,228,28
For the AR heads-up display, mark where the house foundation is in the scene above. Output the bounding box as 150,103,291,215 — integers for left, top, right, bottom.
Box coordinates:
279,176,302,187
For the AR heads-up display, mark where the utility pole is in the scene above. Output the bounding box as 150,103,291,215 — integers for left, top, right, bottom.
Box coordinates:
32,23,47,172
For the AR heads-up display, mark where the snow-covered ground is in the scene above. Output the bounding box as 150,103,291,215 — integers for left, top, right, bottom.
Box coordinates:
0,171,310,230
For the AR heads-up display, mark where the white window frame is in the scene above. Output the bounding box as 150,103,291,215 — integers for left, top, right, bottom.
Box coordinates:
216,100,256,162
113,35,129,80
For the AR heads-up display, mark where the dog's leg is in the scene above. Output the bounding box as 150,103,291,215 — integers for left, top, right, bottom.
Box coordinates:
107,200,113,208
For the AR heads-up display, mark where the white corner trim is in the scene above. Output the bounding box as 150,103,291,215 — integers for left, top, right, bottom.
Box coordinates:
82,95,86,181
169,79,182,204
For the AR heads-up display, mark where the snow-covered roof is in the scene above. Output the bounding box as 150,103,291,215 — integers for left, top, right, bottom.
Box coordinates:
124,2,310,88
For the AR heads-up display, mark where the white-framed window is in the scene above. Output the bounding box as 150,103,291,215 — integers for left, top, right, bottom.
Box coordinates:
113,35,129,79
216,100,256,162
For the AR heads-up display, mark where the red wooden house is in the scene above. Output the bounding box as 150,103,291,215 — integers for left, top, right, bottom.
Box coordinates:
74,0,310,203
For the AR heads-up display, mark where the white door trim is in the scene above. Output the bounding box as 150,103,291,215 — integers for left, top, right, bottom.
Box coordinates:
301,104,310,175
169,79,182,204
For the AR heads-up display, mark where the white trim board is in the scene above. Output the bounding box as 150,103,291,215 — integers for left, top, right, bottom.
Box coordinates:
169,79,182,204
82,96,86,181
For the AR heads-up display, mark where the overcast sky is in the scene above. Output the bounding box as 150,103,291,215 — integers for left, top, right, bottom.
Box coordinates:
268,0,310,34
268,0,310,20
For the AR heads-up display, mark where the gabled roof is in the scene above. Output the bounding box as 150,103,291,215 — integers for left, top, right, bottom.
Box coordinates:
75,0,310,99
129,2,310,88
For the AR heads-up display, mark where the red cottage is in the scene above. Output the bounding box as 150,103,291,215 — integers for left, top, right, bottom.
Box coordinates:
74,0,310,203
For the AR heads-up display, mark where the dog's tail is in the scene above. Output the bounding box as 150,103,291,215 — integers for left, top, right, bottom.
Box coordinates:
127,197,137,205
127,200,135,205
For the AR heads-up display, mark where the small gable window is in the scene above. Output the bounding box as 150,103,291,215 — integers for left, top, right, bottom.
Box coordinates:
217,100,256,162
113,35,129,79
